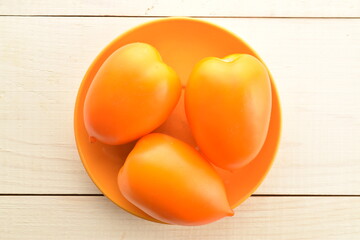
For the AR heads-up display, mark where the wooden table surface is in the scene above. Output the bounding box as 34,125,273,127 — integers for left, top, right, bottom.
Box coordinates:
1,1,359,239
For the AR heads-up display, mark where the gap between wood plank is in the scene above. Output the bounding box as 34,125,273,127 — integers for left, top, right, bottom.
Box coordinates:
0,194,359,197
0,15,359,19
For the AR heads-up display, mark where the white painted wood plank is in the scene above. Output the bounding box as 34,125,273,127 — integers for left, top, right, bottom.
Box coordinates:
0,0,359,17
0,196,359,239
0,17,359,194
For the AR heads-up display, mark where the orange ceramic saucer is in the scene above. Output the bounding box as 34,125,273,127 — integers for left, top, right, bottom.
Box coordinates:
74,17,281,223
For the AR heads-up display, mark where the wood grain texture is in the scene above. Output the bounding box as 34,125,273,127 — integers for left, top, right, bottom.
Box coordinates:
0,0,359,17
1,0,360,238
0,196,359,239
0,17,359,195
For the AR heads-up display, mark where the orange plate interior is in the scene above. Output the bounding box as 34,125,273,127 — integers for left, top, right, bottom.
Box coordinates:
74,17,281,223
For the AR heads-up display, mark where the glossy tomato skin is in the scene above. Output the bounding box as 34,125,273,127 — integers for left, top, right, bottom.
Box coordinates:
84,43,181,145
185,54,272,170
118,133,233,226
